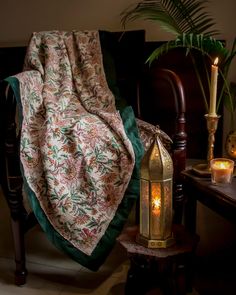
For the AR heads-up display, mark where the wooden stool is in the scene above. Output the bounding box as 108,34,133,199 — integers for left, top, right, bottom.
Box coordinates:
117,225,199,295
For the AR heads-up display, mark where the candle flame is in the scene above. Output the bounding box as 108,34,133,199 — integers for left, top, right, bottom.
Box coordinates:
151,184,161,216
214,161,230,169
214,57,219,65
153,197,161,209
152,197,161,216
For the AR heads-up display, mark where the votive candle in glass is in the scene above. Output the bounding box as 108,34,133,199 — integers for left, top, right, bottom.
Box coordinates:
210,158,234,184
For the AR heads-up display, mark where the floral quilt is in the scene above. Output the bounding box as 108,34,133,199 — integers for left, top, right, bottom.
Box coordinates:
13,30,136,256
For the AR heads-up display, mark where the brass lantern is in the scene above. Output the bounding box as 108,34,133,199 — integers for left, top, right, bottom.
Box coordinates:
136,128,175,248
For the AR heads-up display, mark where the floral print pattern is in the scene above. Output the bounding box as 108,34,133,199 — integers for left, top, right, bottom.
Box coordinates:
16,31,135,255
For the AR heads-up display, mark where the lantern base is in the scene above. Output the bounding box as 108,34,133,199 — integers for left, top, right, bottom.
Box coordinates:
136,233,175,249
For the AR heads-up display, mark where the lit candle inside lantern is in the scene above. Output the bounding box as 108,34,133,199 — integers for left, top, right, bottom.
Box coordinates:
151,184,161,216
152,196,161,216
209,57,219,116
210,158,234,184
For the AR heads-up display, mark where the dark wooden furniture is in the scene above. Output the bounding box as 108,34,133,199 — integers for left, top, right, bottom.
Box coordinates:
182,169,236,233
117,225,199,295
0,30,187,285
142,43,224,160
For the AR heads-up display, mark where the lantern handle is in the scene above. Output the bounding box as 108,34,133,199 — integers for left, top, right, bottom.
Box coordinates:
155,125,173,144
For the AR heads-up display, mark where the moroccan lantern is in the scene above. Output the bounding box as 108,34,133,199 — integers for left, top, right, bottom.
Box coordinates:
136,128,175,248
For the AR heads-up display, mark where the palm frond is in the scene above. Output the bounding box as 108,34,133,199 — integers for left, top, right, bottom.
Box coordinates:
224,82,236,112
146,34,228,65
222,37,236,75
146,33,232,113
121,0,235,122
121,0,219,37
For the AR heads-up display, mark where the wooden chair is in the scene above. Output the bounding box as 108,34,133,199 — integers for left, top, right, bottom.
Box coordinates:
0,30,187,286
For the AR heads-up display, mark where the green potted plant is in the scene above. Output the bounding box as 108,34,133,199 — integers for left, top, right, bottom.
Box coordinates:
121,0,236,127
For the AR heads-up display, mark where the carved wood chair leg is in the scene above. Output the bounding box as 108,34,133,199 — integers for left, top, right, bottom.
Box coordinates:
11,217,27,285
5,186,28,285
2,85,29,285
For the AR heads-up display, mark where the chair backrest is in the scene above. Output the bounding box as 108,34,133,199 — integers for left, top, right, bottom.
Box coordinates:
99,30,145,115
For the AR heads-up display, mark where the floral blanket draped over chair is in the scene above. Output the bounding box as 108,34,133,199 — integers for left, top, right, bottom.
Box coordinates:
6,30,150,270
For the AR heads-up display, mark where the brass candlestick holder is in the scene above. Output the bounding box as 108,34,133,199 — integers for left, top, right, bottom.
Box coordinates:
193,114,221,176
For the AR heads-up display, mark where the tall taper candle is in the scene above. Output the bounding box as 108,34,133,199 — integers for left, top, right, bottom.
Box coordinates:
209,58,219,116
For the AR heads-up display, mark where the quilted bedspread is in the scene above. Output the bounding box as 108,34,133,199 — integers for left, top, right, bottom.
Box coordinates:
6,30,148,270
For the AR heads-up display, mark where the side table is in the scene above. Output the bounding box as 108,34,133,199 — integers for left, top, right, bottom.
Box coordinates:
182,169,236,233
117,225,199,295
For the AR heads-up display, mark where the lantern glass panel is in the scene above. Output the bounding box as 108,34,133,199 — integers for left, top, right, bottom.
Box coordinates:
162,180,172,239
150,182,162,239
140,179,149,238
150,180,173,240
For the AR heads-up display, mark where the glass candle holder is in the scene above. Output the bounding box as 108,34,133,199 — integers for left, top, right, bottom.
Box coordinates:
210,158,234,184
